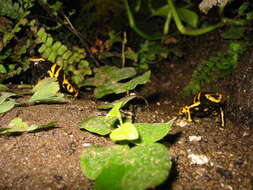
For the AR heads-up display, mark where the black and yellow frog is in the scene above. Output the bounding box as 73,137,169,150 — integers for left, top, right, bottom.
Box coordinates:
179,92,225,127
29,58,79,97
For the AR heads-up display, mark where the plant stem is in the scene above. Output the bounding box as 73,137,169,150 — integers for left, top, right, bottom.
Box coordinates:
167,0,224,35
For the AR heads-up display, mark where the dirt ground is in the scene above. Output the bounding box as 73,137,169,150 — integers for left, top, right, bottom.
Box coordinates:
0,33,252,190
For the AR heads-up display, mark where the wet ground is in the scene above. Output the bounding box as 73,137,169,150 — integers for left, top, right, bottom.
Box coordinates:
0,33,252,190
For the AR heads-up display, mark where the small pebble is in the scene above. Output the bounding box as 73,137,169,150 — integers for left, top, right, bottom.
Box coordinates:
188,154,209,165
189,136,202,142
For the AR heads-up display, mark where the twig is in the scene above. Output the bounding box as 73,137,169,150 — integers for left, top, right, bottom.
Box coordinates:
121,32,127,68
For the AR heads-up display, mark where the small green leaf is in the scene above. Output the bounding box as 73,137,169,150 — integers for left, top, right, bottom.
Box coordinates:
106,101,124,120
178,7,199,28
0,92,16,104
0,64,7,74
0,100,17,114
110,122,139,141
79,116,117,135
29,78,65,103
134,119,174,144
0,117,57,135
97,95,138,109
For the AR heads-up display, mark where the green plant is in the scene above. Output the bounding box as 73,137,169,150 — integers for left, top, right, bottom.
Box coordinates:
79,97,174,189
31,26,92,85
0,77,66,114
0,0,92,85
183,41,246,96
124,0,224,40
0,92,18,114
221,1,253,40
0,117,56,135
81,66,151,98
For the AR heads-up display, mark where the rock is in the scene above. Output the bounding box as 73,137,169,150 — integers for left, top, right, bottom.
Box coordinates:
227,49,253,127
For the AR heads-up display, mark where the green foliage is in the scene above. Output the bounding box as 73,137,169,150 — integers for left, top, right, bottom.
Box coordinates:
221,1,253,40
0,1,91,85
124,0,224,40
183,41,246,96
80,143,171,190
32,26,92,85
0,92,18,114
79,97,173,143
99,31,170,70
0,117,57,135
0,0,25,19
81,66,150,98
98,95,138,109
79,97,173,189
28,77,65,103
133,41,169,70
79,116,117,136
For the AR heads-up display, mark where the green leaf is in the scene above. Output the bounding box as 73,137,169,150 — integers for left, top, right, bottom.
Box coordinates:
134,119,174,144
107,101,123,119
152,5,170,17
110,122,139,141
0,117,57,135
0,64,7,73
0,84,9,91
97,95,138,109
0,92,18,114
81,66,137,87
0,92,16,104
0,100,17,114
28,78,65,103
80,145,130,180
221,27,245,40
95,71,151,98
79,116,117,135
177,7,199,28
82,143,171,190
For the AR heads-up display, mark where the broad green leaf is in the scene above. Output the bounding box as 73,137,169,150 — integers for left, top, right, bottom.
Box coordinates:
134,119,174,144
80,145,130,180
81,66,137,87
0,92,18,114
178,7,199,28
79,116,117,135
0,84,9,91
0,92,16,104
29,77,65,103
221,27,245,40
95,71,151,98
0,100,17,114
0,117,57,135
90,143,171,190
110,122,139,141
97,95,138,109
